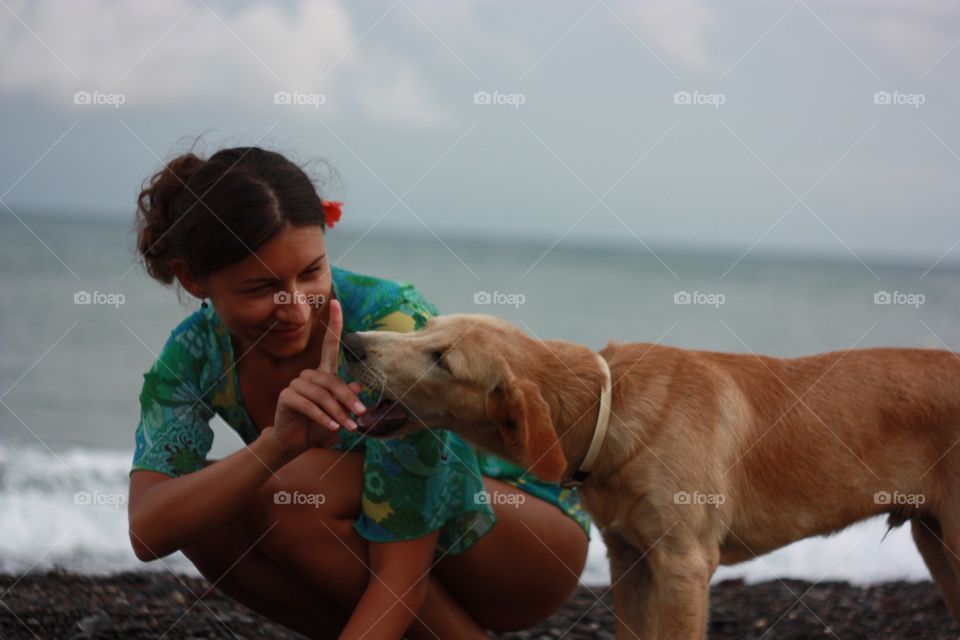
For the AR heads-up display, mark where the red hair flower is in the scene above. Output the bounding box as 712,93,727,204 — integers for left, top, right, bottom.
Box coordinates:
322,200,343,228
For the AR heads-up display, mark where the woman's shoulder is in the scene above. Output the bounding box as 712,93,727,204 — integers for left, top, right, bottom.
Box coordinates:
332,266,439,333
158,306,220,360
143,306,225,391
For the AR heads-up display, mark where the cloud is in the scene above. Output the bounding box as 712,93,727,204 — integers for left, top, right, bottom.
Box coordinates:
833,6,959,77
627,0,721,76
622,0,960,79
0,0,456,126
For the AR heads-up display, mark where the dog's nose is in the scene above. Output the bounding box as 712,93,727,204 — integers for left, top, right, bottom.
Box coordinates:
342,333,367,362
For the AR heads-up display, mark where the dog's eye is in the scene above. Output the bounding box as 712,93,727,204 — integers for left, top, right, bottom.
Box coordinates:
431,350,450,372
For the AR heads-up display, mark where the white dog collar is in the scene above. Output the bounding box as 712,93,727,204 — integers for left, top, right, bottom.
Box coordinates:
562,354,612,488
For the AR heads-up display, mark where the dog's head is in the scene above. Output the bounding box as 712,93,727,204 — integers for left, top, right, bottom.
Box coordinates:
342,314,568,482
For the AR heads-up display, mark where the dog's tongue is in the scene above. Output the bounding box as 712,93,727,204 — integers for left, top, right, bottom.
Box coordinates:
357,399,408,432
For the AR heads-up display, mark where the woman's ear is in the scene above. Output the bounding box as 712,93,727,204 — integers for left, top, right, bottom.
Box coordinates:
486,377,567,483
169,259,209,300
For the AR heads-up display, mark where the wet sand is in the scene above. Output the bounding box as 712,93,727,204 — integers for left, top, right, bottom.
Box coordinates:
0,570,955,639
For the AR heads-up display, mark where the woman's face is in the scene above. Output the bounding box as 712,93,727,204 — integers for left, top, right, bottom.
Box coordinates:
204,224,332,359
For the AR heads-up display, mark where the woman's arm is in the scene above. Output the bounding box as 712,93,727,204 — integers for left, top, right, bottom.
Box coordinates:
129,299,363,560
128,427,294,560
338,531,439,640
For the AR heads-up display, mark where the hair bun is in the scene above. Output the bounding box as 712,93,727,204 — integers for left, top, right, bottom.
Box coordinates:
134,145,330,291
135,153,206,284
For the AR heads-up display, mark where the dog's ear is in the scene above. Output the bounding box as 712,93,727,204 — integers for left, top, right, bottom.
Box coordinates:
486,377,567,483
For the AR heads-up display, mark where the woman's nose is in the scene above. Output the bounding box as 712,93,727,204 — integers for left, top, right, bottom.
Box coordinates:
275,291,311,323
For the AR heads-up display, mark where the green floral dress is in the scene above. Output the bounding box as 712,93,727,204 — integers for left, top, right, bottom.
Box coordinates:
131,266,592,556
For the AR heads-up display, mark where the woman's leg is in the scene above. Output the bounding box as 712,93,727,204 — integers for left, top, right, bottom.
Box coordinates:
185,447,489,639
185,449,588,637
433,477,590,632
249,447,489,639
182,524,349,639
181,448,367,638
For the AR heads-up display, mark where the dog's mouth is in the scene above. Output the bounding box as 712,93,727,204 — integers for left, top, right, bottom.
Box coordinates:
348,362,410,436
357,398,409,435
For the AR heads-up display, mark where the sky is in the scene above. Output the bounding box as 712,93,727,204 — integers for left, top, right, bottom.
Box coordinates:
1,0,959,265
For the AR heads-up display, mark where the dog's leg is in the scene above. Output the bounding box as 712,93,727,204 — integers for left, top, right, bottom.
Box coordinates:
914,516,960,623
604,531,656,639
646,543,715,640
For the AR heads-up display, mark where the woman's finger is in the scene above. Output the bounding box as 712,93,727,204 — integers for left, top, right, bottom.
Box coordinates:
318,298,342,374
298,370,365,415
290,377,357,430
280,388,340,432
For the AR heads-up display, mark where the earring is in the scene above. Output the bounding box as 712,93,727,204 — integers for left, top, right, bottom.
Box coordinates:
201,299,209,309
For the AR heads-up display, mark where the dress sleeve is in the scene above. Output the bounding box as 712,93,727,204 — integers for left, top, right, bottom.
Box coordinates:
353,285,496,555
131,326,215,478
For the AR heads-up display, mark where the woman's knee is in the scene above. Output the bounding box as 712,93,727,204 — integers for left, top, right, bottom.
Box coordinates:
185,449,363,571
181,518,255,581
268,447,361,504
249,448,367,562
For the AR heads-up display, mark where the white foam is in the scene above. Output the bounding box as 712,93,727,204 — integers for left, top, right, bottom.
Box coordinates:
0,444,934,585
580,517,931,587
0,443,197,575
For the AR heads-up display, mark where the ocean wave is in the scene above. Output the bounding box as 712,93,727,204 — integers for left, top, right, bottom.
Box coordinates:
0,443,196,575
0,444,932,585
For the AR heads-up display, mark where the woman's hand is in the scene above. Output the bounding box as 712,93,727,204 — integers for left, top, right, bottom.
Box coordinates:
271,299,366,459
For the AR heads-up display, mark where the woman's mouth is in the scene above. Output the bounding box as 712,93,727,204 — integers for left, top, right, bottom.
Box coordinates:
268,324,306,339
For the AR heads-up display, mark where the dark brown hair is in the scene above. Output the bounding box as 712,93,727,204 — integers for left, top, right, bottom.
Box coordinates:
135,146,332,285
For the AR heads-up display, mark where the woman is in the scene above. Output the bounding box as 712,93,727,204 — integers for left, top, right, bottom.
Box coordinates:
127,146,590,640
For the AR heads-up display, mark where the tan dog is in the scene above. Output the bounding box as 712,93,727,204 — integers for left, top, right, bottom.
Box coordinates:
342,314,960,639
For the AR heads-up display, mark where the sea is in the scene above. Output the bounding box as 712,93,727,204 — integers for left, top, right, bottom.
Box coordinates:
3,211,960,585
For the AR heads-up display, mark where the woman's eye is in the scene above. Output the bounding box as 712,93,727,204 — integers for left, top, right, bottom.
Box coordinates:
243,283,275,294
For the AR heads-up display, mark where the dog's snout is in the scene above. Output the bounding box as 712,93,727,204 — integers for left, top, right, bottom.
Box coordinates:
342,333,367,362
